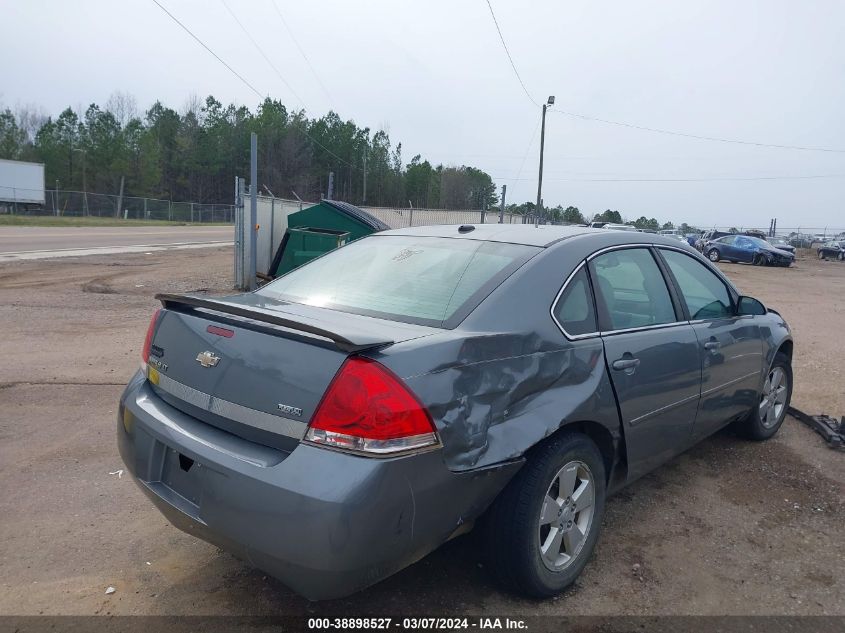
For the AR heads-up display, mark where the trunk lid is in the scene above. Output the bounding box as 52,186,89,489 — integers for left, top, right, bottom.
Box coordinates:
146,293,437,451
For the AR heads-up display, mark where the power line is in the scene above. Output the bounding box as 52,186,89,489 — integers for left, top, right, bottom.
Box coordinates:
151,0,355,170
483,0,539,108
512,117,541,184
220,0,305,107
218,0,354,169
549,109,845,154
269,0,335,109
151,0,264,100
494,173,845,182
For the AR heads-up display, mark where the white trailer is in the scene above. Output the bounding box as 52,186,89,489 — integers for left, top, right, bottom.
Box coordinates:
0,159,46,205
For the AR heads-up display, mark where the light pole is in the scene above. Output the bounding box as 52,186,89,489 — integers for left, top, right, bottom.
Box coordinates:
535,95,555,226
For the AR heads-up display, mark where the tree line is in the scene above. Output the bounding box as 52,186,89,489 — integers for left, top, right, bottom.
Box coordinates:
504,203,699,233
0,93,499,210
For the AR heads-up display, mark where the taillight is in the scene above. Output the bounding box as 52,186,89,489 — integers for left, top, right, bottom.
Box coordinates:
141,308,162,364
305,357,439,455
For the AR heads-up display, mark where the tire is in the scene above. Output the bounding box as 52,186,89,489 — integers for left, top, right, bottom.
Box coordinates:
707,249,721,263
752,254,766,266
818,250,826,260
483,433,606,598
736,352,792,440
838,252,844,262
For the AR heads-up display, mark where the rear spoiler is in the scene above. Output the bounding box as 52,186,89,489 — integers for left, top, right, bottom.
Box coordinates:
155,293,394,353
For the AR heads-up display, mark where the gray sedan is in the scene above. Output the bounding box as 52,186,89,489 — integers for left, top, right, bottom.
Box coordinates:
118,225,793,600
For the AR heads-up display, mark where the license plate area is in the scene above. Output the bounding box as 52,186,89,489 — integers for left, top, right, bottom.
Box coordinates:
161,447,203,506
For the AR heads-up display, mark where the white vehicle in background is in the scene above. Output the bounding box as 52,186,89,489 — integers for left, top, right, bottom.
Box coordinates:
0,159,45,211
659,229,684,237
601,223,640,232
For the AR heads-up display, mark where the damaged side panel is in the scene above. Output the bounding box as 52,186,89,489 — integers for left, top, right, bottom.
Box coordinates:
380,332,620,473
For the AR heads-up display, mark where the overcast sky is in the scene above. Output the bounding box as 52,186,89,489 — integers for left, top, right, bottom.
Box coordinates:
3,0,844,228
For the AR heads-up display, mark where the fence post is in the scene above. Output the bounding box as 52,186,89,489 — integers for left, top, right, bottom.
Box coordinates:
143,198,148,219
13,188,18,215
191,202,194,223
269,197,276,270
168,200,172,221
409,207,414,227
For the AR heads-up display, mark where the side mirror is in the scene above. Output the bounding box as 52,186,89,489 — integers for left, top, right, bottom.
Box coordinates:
737,295,766,316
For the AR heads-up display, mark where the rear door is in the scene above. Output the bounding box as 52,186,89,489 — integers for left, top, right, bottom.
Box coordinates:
589,247,701,480
733,236,757,263
657,248,763,440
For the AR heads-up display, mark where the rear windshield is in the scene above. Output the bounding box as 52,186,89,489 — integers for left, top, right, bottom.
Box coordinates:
257,235,539,327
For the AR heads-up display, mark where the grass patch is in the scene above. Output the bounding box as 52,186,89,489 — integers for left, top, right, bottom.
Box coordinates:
0,215,229,228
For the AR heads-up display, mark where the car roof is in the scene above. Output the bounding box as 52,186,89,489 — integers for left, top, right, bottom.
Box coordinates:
378,223,695,250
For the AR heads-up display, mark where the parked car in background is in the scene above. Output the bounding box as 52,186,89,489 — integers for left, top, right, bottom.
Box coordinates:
696,229,732,252
703,234,794,267
118,225,793,600
601,223,640,232
817,240,845,261
768,237,796,255
788,234,813,249
685,233,700,247
741,230,768,241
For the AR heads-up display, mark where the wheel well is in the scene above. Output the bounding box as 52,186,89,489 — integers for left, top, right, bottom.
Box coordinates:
777,339,793,362
538,420,619,484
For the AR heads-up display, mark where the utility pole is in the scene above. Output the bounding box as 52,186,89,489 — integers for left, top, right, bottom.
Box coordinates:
55,179,60,216
327,171,335,200
249,132,258,291
535,96,555,227
499,184,507,223
74,148,88,216
362,147,368,203
115,176,125,218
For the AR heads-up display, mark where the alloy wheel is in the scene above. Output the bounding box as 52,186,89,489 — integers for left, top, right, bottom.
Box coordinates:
538,461,595,571
760,367,788,428
708,250,719,262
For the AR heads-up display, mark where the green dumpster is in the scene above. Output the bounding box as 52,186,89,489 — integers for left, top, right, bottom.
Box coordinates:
275,227,350,275
269,200,390,277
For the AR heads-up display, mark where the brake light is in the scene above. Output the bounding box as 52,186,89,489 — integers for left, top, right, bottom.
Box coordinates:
305,357,438,455
141,308,162,364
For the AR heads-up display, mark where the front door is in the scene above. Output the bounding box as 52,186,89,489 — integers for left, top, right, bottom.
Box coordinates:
657,248,764,440
589,247,701,481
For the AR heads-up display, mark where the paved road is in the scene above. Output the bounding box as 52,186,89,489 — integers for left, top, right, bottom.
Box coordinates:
0,225,233,260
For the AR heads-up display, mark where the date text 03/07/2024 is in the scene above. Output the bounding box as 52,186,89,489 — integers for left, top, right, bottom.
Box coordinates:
306,617,528,630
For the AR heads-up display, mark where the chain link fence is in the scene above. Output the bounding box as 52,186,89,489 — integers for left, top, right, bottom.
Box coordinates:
0,187,235,223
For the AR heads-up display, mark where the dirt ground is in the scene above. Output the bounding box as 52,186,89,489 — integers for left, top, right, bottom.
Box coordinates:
0,247,843,616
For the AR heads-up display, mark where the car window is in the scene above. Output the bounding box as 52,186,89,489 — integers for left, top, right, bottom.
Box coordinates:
590,248,677,330
735,237,753,248
660,250,733,320
258,235,539,327
553,266,597,336
717,235,736,245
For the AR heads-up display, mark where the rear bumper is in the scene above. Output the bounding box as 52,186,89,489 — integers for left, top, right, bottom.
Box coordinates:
117,372,520,600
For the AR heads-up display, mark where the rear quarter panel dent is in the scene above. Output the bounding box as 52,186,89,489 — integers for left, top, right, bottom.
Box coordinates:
401,337,621,471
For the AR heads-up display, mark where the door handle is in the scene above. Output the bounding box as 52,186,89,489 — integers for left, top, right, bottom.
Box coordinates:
704,340,721,351
612,358,641,371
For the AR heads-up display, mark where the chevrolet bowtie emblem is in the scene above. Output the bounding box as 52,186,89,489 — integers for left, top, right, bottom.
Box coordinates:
195,351,220,368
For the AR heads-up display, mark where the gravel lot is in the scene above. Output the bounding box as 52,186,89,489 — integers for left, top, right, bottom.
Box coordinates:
0,246,842,616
